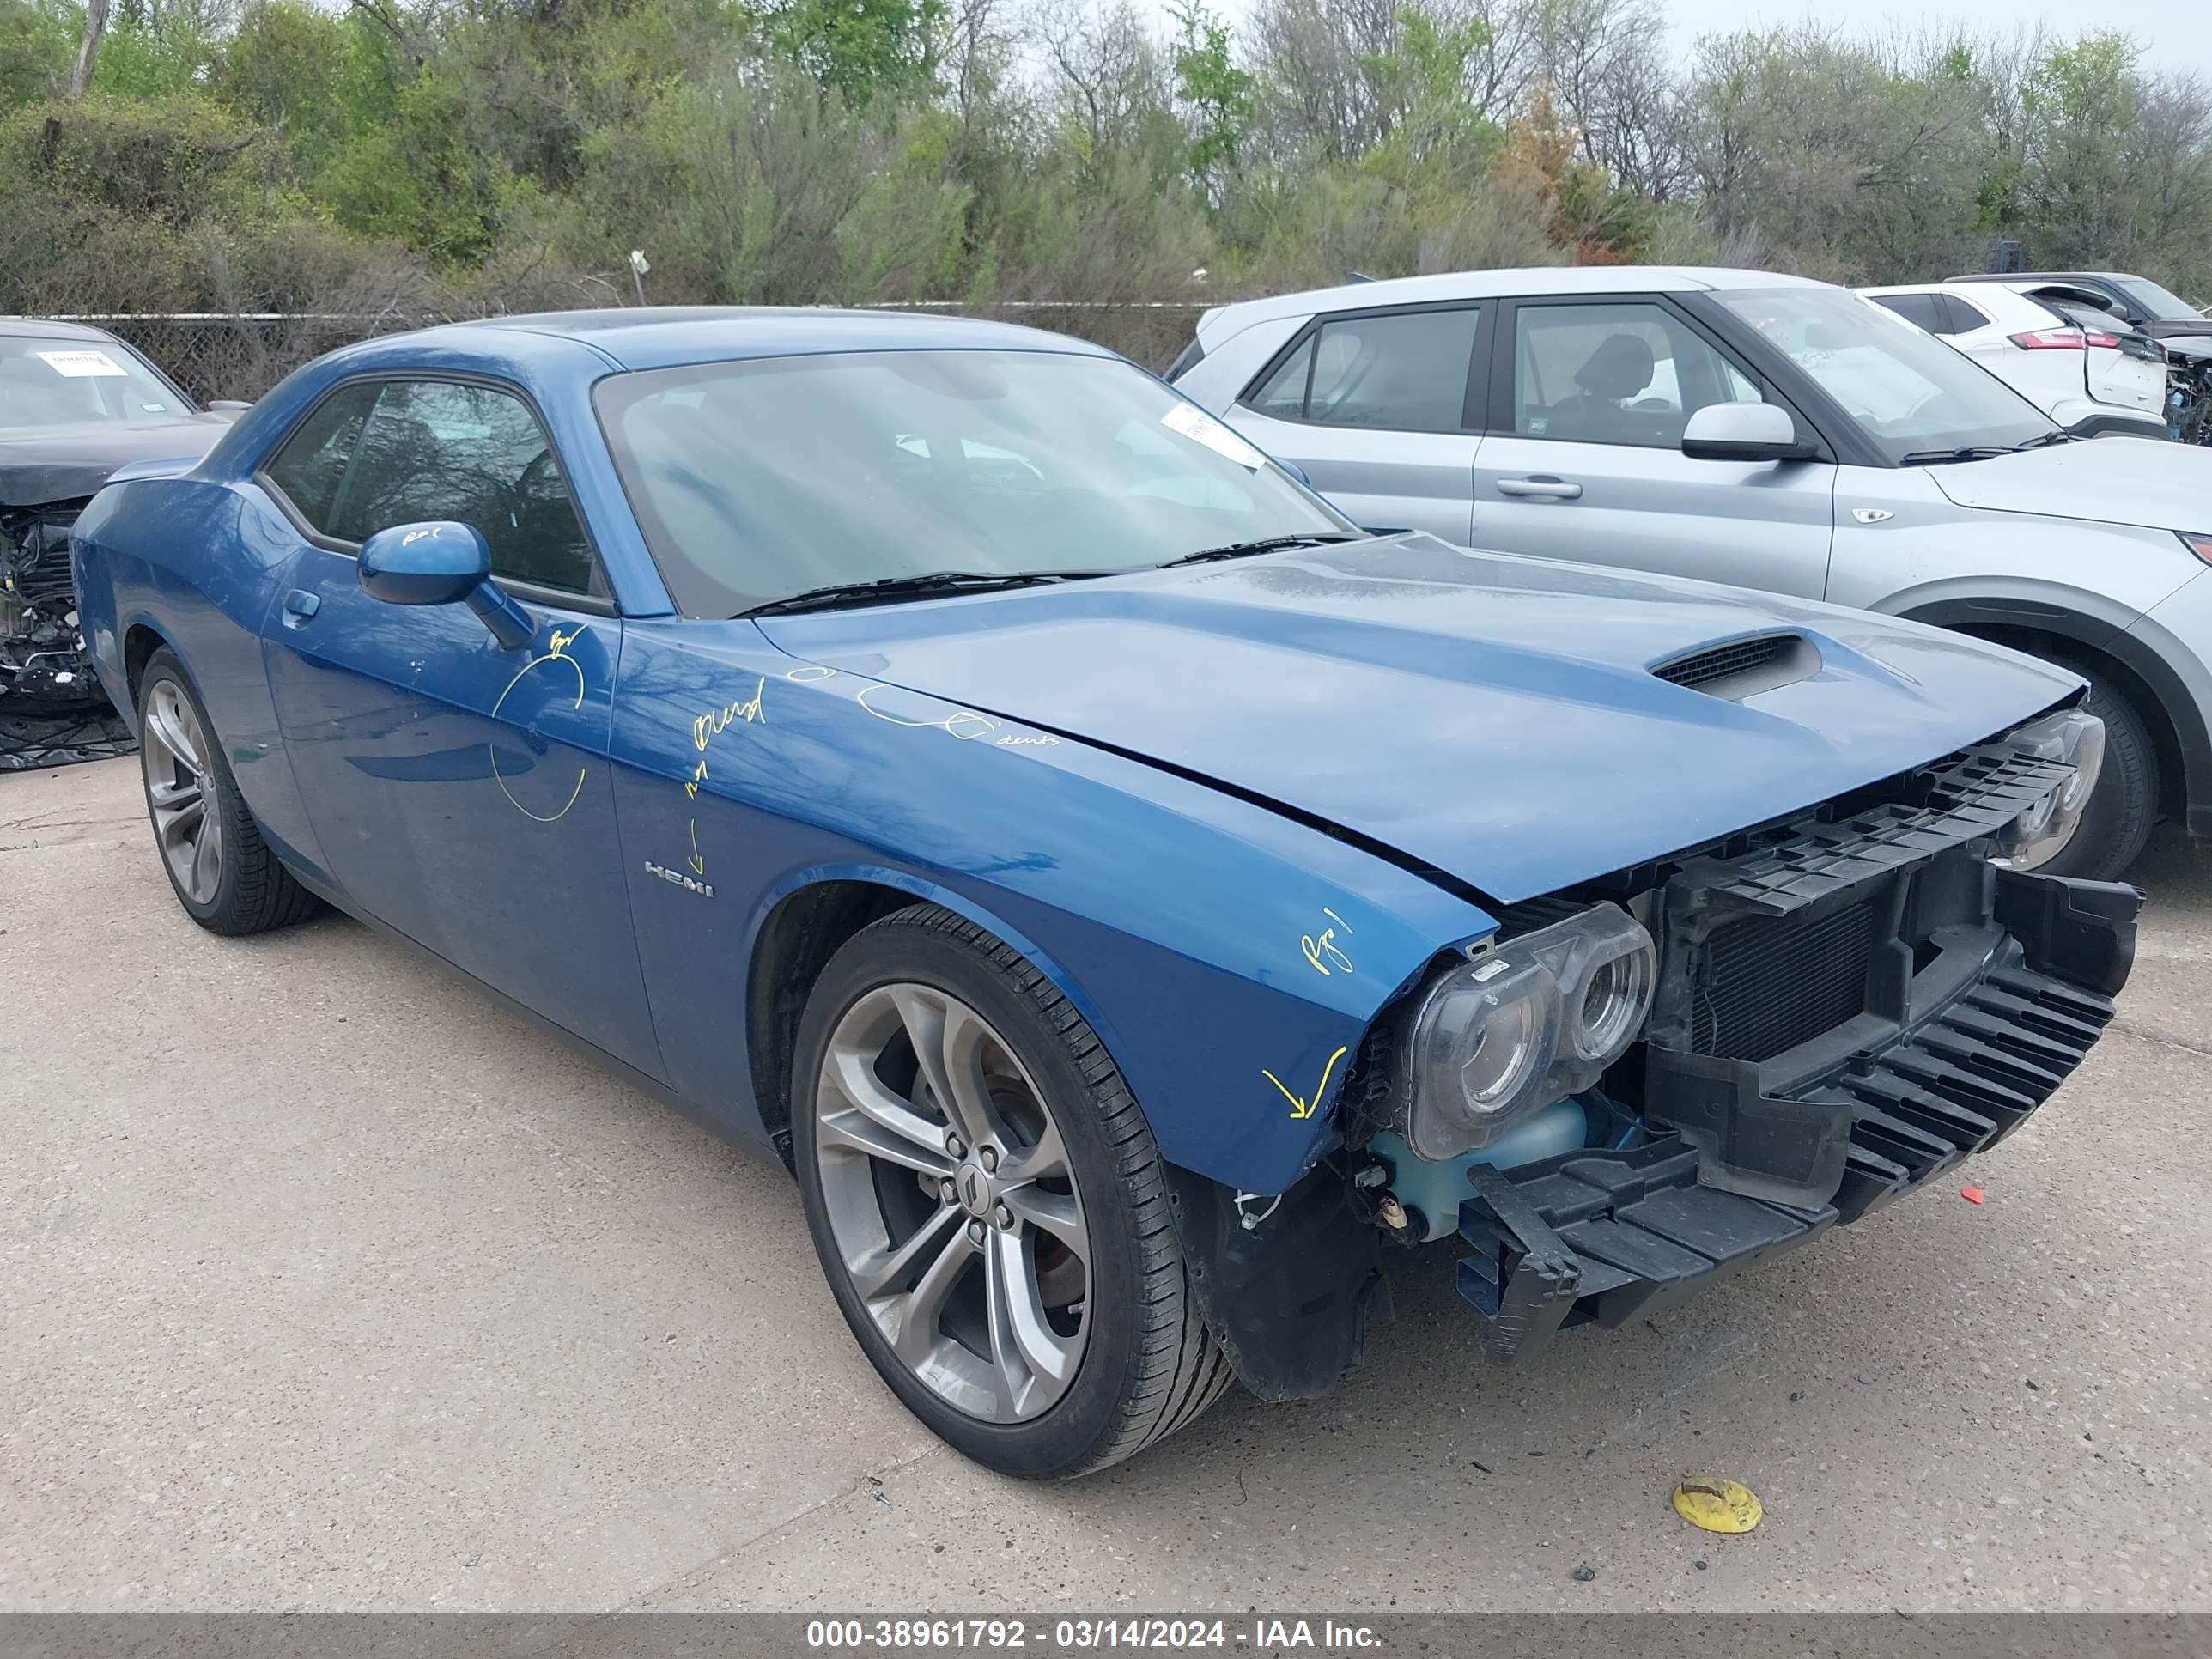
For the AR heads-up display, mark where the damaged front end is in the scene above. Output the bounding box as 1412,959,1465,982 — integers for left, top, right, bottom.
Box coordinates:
1,500,99,708
1332,702,2137,1370
1424,708,2132,1371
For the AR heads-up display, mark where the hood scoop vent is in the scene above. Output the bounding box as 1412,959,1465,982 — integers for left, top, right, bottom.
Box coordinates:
1651,633,1818,701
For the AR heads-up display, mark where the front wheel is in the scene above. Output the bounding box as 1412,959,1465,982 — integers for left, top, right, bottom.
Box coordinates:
792,903,1232,1479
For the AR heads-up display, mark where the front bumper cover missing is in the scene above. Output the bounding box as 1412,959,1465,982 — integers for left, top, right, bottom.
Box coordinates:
1455,867,2136,1365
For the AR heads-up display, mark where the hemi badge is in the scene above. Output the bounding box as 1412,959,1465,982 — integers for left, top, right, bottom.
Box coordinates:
645,860,714,898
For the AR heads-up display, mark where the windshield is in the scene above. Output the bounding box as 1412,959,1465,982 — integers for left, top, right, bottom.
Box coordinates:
592,349,1356,617
0,336,190,429
1714,288,2057,464
2113,276,2203,321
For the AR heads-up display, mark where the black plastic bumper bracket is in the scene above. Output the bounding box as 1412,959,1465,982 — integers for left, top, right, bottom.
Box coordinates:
1457,884,2129,1364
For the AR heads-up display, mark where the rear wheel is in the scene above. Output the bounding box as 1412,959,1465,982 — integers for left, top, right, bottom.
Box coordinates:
137,648,320,935
2017,665,2157,881
792,903,1231,1479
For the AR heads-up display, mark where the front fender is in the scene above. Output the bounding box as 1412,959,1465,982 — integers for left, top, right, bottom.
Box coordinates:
1877,575,2151,644
609,619,1496,1194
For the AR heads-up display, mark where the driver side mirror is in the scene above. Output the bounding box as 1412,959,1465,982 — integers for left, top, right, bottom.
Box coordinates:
358,521,535,650
1681,403,1818,464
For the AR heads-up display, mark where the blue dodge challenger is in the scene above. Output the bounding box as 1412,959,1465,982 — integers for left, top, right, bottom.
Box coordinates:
69,308,2137,1477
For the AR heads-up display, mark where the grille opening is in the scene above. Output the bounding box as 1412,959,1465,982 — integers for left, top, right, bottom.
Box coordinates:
1690,902,1878,1062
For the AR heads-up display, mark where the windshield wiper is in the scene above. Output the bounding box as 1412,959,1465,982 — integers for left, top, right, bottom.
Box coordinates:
740,569,1113,617
1898,445,2025,465
1900,432,2075,465
1158,532,1364,568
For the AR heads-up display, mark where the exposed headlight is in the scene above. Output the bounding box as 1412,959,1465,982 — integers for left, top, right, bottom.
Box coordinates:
1991,708,2106,871
1399,903,1656,1160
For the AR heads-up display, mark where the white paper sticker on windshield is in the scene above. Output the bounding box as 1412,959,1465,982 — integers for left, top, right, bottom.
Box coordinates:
1159,400,1265,471
37,349,128,378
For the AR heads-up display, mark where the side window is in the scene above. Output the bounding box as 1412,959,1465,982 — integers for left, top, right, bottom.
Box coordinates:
1243,307,1483,433
1247,336,1315,419
1938,295,1990,335
1512,301,1769,449
1869,293,1948,334
264,381,381,530
325,380,598,595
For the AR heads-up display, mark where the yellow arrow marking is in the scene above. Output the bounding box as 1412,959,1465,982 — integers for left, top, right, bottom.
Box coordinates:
1262,1044,1349,1121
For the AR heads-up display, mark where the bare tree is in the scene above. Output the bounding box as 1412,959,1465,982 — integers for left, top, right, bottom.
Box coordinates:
1243,0,1402,162
1031,0,1171,156
66,0,112,98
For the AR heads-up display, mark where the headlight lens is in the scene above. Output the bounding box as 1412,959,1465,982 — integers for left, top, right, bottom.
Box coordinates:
1575,944,1655,1060
1449,963,1551,1109
1991,708,2106,870
1400,903,1656,1160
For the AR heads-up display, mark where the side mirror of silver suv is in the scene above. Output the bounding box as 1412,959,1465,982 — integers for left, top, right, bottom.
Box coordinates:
1682,403,1818,464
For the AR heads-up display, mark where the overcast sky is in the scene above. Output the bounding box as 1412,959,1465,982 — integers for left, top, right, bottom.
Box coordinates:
1168,0,2212,76
1656,0,2212,70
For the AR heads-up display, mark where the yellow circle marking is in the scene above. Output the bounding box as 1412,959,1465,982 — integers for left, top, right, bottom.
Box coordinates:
856,684,999,739
488,630,588,823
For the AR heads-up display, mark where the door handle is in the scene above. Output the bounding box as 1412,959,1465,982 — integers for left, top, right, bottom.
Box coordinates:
1495,477,1583,500
281,589,320,629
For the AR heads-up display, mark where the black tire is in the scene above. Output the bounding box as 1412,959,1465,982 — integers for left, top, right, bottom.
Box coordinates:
792,902,1232,1479
2030,664,2157,882
137,648,321,935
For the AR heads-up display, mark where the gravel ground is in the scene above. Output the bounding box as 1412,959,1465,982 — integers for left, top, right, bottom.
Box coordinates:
3,757,2208,1613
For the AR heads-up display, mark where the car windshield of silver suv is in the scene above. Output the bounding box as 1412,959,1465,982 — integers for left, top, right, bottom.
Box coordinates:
1715,286,2063,464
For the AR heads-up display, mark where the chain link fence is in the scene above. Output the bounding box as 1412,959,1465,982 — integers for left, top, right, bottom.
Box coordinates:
52,302,1214,404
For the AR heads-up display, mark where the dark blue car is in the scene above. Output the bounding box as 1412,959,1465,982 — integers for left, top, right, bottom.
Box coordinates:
69,308,2138,1477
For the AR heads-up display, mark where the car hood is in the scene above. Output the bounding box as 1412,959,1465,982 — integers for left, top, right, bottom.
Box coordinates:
757,536,2078,903
1926,436,2212,532
0,416,228,507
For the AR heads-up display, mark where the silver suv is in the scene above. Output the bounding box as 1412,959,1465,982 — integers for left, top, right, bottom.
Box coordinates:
1170,265,2212,879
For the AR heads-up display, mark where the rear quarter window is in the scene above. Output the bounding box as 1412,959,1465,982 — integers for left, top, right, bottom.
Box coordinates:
263,381,380,529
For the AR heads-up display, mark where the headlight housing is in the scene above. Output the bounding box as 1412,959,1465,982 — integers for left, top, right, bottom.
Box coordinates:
1990,708,2106,870
1397,903,1656,1160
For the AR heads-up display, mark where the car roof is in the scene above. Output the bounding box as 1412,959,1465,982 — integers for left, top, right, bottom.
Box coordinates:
1948,271,2129,286
1860,282,2040,314
1194,266,1832,337
401,306,1115,373
0,317,125,343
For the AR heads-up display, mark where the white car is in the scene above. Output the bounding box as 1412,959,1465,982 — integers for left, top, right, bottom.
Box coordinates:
1857,282,2168,440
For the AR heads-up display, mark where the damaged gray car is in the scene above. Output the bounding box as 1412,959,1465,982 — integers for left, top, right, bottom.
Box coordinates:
2,319,234,709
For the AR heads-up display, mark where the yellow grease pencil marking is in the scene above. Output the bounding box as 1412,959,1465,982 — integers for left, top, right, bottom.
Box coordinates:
680,678,766,876
1262,1044,1349,1121
694,679,766,749
1298,906,1356,976
488,626,590,823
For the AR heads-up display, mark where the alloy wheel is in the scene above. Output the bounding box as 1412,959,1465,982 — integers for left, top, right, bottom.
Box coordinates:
812,982,1091,1423
141,678,223,907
